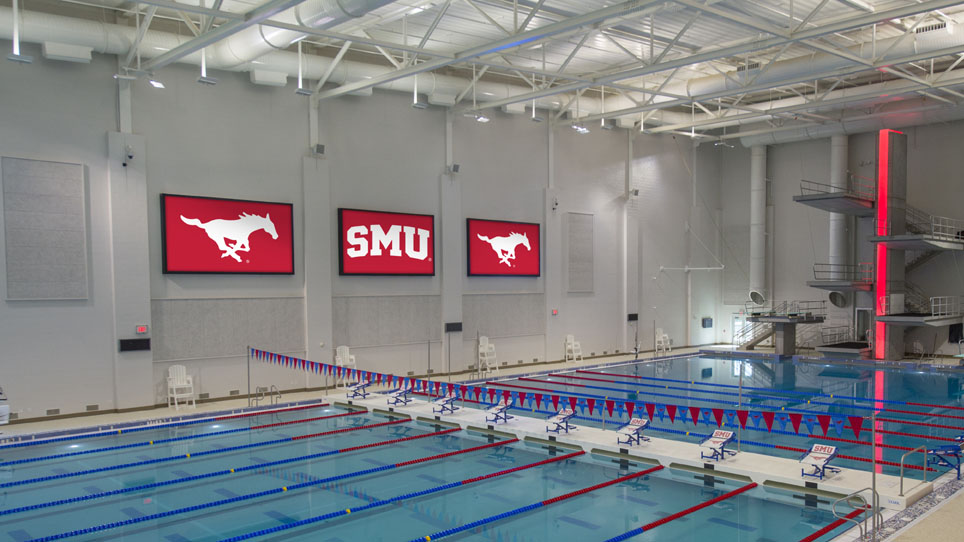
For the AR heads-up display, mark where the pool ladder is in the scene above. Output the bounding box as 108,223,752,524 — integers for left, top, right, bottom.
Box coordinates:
832,488,883,541
252,385,282,406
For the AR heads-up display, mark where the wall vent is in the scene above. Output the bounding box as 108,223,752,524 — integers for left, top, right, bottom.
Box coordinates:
198,393,210,399
85,404,99,412
591,352,596,356
407,371,415,376
9,412,18,421
532,358,538,363
427,369,435,374
229,390,240,396
603,350,608,355
501,361,508,366
46,408,60,416
736,62,761,72
917,22,947,34
517,359,524,364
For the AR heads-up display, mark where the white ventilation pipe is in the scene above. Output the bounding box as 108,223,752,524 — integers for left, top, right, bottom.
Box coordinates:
829,135,849,280
749,145,767,306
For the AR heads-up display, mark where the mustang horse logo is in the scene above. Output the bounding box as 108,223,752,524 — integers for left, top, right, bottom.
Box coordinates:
180,212,278,263
478,232,530,267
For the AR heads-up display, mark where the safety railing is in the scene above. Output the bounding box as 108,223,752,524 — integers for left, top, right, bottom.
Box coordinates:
899,445,928,497
734,320,772,347
876,205,964,240
744,300,826,319
932,215,964,241
799,173,875,200
821,326,853,345
932,296,964,318
831,488,880,542
812,262,874,282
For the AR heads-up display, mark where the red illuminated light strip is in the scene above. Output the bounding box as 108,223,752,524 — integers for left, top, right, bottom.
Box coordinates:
874,129,893,360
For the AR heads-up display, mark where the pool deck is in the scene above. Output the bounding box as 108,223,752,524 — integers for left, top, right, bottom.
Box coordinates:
332,388,933,513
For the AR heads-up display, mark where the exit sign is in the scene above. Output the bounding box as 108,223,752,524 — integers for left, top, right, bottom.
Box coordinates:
135,325,149,335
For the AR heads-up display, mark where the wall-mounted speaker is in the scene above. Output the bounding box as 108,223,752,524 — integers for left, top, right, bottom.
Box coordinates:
627,313,638,322
445,322,463,333
313,144,325,156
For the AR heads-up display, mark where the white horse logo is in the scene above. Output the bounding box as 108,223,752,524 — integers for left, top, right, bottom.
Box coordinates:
477,232,531,267
180,212,278,263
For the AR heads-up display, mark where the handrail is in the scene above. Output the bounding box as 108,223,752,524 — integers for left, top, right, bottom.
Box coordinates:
799,174,875,200
899,445,928,497
269,385,282,405
812,262,874,282
831,489,874,540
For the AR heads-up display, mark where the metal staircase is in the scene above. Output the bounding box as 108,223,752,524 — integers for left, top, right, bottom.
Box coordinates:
735,319,774,350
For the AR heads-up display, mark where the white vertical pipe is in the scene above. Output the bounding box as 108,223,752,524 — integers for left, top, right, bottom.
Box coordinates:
829,134,849,279
749,145,767,305
10,0,20,56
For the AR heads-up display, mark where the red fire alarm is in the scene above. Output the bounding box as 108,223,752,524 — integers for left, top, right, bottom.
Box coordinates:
135,325,149,335
551,309,558,316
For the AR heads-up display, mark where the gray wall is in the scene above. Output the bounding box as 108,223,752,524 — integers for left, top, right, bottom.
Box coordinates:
1,45,724,419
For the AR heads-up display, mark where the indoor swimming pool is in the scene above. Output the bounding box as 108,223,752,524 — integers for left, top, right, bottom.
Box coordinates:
469,354,964,481
0,402,855,542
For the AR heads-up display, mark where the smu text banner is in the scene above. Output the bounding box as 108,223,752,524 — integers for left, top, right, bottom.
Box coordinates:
467,218,540,276
339,208,435,275
161,194,294,274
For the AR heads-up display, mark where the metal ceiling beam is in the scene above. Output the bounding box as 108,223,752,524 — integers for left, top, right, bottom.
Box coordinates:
201,0,224,34
517,0,545,34
123,5,157,68
313,0,668,102
314,40,352,92
465,0,964,115
139,0,307,71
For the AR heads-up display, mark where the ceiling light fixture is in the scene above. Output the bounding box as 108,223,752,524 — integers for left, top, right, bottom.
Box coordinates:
7,0,33,64
572,124,590,134
148,76,165,89
475,114,490,123
295,41,313,96
113,73,137,82
197,47,217,85
469,64,489,125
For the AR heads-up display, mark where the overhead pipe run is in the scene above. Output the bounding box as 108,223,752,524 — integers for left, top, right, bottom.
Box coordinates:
749,145,767,306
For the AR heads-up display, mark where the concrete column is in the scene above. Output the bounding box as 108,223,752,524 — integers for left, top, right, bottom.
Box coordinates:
829,135,849,278
749,145,767,305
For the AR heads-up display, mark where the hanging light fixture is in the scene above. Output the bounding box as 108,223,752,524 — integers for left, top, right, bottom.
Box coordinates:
7,0,33,63
295,41,313,96
470,64,489,123
148,75,165,89
197,47,217,85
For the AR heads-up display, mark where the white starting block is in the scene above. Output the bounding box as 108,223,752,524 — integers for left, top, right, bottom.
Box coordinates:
347,381,372,400
386,388,412,406
700,430,737,462
546,408,576,434
800,444,841,480
485,399,514,424
432,395,459,414
617,418,651,446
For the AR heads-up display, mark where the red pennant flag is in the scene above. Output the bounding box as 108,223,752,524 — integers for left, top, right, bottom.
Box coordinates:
460,385,467,398
447,383,455,397
568,396,578,412
737,410,749,429
848,416,865,439
434,382,441,396
625,402,635,419
789,413,803,434
762,411,775,432
551,395,560,411
817,415,832,436
534,394,543,409
689,406,701,426
376,373,383,384
519,392,528,407
712,408,725,427
474,387,482,401
586,399,596,415
666,404,677,423
502,390,511,404
606,400,615,418
487,388,496,403
645,403,657,421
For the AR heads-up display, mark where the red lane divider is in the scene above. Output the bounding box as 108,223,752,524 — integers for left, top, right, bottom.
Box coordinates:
876,417,964,431
908,401,964,412
874,428,961,442
883,407,964,421
461,451,584,484
543,465,664,505
213,403,330,422
251,411,357,430
292,419,408,441
798,507,866,542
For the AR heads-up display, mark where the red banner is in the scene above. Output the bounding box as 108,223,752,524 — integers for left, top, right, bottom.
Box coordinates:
162,194,294,274
339,208,434,275
467,218,540,276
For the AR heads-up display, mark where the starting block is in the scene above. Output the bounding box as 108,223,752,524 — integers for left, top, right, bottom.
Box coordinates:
432,395,459,414
700,430,737,462
800,444,841,481
927,436,964,480
616,418,651,446
386,388,412,406
485,400,514,424
347,381,372,399
546,408,576,434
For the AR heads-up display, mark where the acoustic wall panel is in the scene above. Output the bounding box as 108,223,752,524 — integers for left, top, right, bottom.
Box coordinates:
567,212,594,293
2,157,88,300
332,295,441,348
462,293,545,339
151,297,305,362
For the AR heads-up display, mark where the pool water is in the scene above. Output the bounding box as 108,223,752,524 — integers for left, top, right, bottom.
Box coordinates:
474,355,964,480
0,403,853,541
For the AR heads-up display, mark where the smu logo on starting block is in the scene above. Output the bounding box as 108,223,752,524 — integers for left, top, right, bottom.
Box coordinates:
339,208,435,275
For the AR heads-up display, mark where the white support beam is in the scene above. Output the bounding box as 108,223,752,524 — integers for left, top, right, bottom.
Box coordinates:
123,5,157,69
517,0,546,34
313,40,352,92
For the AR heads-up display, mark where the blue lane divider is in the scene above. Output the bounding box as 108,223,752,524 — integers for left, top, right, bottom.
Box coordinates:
0,403,331,451
27,436,517,542
218,451,584,541
0,418,404,490
0,427,460,518
0,410,357,468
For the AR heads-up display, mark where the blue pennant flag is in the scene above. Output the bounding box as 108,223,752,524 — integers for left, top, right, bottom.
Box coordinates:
724,410,737,427
803,415,817,435
701,408,714,426
832,416,846,437
776,413,790,432
655,404,666,422
678,407,689,425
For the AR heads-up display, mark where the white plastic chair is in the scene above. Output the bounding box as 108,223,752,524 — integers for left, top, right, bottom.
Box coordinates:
655,328,672,354
167,365,195,410
478,336,498,376
335,345,356,387
564,334,583,363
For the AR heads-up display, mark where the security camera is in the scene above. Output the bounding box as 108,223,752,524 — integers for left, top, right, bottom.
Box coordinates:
122,145,134,167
